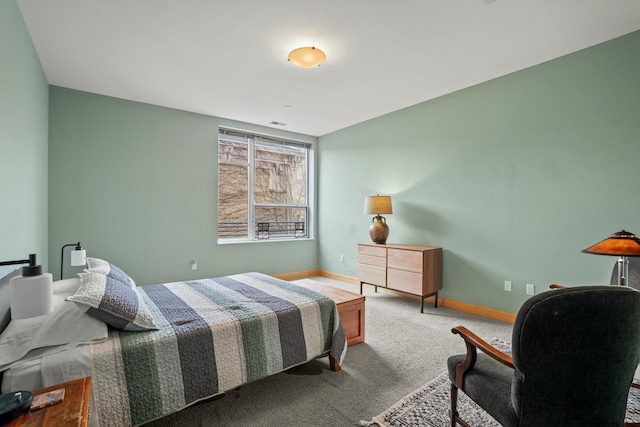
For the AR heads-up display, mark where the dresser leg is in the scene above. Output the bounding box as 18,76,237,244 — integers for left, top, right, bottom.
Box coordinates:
434,292,438,308
375,286,378,293
360,282,363,295
421,296,424,313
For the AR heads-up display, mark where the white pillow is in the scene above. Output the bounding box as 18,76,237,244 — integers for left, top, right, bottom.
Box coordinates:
54,277,83,294
0,278,108,369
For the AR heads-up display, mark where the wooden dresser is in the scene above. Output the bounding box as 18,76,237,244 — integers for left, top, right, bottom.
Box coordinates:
357,243,442,313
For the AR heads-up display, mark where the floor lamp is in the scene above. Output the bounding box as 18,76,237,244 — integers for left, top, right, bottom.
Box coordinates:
582,230,640,286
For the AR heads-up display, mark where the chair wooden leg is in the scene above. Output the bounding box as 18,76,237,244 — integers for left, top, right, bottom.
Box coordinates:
450,383,472,427
450,383,459,427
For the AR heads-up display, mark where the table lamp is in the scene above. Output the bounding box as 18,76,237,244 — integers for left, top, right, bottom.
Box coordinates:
364,195,393,244
0,254,53,422
0,253,53,320
60,242,86,280
581,230,640,286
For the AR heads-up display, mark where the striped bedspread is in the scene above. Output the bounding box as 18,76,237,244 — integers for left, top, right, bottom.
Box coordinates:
89,273,346,426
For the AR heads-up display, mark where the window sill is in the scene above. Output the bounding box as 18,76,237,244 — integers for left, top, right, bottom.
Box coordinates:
217,238,316,246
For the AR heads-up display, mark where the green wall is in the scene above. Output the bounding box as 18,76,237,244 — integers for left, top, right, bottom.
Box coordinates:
48,87,318,284
318,31,640,314
45,28,640,312
0,0,49,270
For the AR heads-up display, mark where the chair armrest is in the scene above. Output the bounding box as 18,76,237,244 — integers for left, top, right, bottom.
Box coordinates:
550,284,564,289
451,326,515,388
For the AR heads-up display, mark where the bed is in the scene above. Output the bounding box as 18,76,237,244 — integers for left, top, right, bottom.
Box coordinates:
0,260,347,427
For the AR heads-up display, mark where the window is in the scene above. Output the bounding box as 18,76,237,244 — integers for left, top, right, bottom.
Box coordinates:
217,128,312,242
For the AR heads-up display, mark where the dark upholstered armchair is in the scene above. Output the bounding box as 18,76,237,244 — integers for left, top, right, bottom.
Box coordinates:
448,286,640,427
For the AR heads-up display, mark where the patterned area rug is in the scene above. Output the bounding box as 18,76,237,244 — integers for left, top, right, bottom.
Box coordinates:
366,339,640,427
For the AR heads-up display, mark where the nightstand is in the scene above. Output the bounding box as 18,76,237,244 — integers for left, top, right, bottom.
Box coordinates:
6,377,91,427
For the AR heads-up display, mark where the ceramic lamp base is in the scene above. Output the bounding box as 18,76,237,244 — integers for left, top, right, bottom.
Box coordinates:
10,273,53,320
369,215,389,244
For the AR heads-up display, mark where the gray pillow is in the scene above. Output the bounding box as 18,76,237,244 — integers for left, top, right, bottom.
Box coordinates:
0,268,23,335
67,271,157,331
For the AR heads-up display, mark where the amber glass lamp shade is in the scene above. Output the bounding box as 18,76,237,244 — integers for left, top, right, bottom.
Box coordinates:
364,195,393,244
581,230,640,257
288,47,326,68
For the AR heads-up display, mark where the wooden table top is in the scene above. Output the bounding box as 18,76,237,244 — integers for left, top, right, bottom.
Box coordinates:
293,278,365,305
6,377,91,427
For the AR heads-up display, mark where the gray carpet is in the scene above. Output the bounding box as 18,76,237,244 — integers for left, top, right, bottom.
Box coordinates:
145,276,512,427
369,340,640,427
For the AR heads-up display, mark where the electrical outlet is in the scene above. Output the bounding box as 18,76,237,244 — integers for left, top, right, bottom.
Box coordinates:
526,283,535,295
340,255,344,262
504,280,512,292
191,260,197,270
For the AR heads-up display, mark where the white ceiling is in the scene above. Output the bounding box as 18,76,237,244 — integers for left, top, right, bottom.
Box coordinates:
17,0,640,137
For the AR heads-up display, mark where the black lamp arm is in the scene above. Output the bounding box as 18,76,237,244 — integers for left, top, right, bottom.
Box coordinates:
0,254,36,267
60,243,82,280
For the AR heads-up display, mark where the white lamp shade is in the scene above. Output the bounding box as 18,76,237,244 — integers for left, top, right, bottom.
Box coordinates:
364,196,393,215
10,273,54,319
70,249,87,266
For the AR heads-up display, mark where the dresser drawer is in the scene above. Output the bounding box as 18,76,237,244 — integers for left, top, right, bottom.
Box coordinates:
387,248,423,273
358,253,387,267
358,244,387,258
387,268,423,295
358,263,386,286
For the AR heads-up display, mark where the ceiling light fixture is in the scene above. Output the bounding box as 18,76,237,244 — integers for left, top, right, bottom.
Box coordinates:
288,46,326,68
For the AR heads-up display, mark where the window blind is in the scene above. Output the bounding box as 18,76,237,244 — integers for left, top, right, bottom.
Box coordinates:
219,127,311,150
